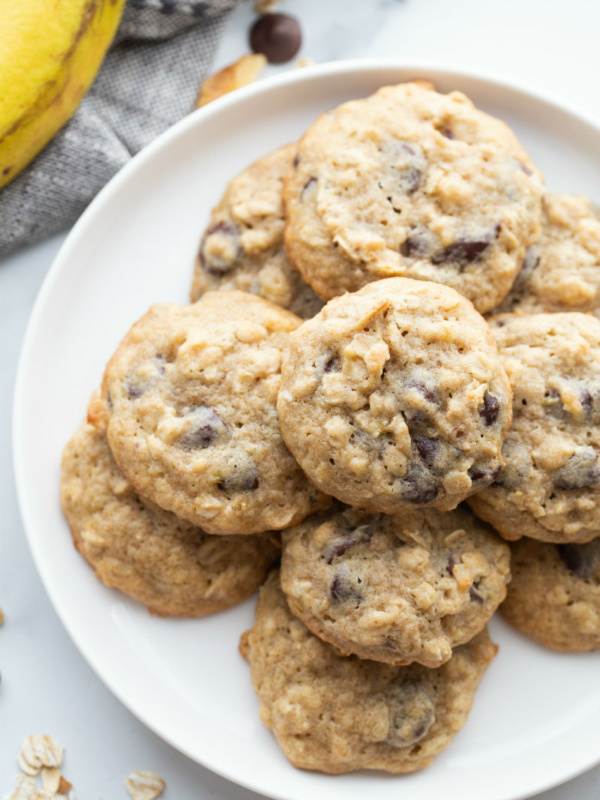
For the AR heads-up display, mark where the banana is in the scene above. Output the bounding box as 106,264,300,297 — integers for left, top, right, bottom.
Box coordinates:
0,0,126,190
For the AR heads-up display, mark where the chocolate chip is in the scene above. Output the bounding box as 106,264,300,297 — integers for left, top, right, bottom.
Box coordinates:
217,466,259,493
324,525,373,563
250,13,302,64
468,464,501,484
127,384,143,399
469,584,484,604
553,448,600,490
199,222,241,276
414,436,438,466
431,226,499,267
386,682,436,748
401,235,428,258
293,153,300,168
400,462,439,505
397,167,422,194
441,128,454,139
479,391,500,426
557,541,600,580
446,555,456,576
330,565,362,604
580,387,593,409
179,406,224,449
519,162,533,176
323,355,340,373
300,175,317,199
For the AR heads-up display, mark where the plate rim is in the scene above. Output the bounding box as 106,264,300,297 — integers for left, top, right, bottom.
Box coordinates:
13,57,600,800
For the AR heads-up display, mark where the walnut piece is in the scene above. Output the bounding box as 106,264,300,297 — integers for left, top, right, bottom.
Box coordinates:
197,54,267,108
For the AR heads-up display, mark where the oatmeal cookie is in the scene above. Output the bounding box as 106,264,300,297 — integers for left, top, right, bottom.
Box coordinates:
501,538,600,652
241,571,497,774
277,277,512,514
191,144,323,319
469,312,600,542
103,291,328,535
281,504,510,667
494,194,600,317
61,407,279,617
284,82,544,313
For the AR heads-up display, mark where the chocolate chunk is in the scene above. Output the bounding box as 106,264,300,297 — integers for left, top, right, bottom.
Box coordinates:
400,227,438,259
127,384,143,399
400,462,439,505
250,13,302,64
324,524,373,563
179,406,224,449
199,222,241,276
580,386,593,410
479,391,500,426
468,464,501,484
553,448,600,490
414,436,438,466
386,682,436,748
431,226,499,267
330,565,362,604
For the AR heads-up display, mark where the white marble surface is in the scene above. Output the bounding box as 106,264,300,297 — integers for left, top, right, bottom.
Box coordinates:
2,0,600,797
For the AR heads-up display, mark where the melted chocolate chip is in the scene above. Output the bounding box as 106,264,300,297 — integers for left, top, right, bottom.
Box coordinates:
431,226,499,267
441,128,454,139
250,13,302,64
469,585,484,604
557,541,600,581
397,167,422,194
553,448,600,490
323,355,340,373
446,555,456,576
414,436,438,466
468,464,501,484
127,384,143,399
479,392,500,426
385,682,436,748
580,387,593,409
330,565,362,603
293,153,300,169
400,462,439,505
179,406,224,449
324,525,373,563
199,222,241,276
217,467,259,493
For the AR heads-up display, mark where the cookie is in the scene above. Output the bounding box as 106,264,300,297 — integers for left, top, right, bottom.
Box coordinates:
277,277,512,514
191,144,323,320
469,312,600,543
284,82,544,313
500,538,600,652
103,291,329,535
493,194,600,316
61,408,279,617
241,571,497,774
280,504,510,667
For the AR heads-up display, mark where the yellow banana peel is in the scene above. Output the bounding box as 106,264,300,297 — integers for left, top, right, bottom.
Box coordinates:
0,0,126,190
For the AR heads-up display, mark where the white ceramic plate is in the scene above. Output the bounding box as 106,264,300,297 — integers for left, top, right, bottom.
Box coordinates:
14,61,600,800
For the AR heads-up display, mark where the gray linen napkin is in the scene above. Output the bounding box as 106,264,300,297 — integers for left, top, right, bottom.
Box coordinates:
0,0,245,258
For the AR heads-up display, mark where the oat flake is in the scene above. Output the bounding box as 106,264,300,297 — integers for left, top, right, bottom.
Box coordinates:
125,771,165,800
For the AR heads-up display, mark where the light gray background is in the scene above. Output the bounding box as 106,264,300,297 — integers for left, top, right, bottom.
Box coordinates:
2,0,599,797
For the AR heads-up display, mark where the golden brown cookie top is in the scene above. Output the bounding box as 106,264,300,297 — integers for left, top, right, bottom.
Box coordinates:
284,82,544,313
103,291,329,535
277,277,512,514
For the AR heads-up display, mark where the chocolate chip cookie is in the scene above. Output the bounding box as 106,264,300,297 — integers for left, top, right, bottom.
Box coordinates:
501,538,600,652
103,291,329,535
191,144,323,319
61,402,279,617
494,194,600,317
284,82,544,313
277,278,512,514
280,504,510,667
469,312,600,542
241,571,497,774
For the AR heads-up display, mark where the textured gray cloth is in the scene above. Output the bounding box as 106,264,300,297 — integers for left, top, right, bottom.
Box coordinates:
0,0,244,258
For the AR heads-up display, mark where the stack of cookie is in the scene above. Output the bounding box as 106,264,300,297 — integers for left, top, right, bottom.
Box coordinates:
61,80,600,776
